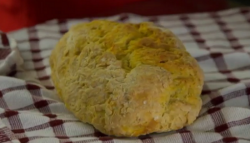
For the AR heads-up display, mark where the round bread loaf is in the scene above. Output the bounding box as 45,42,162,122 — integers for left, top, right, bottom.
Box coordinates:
49,20,204,137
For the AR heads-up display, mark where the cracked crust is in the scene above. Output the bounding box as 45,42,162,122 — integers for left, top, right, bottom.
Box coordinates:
49,20,204,137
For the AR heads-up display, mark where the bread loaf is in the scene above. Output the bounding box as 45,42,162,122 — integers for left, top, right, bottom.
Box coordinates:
49,20,204,137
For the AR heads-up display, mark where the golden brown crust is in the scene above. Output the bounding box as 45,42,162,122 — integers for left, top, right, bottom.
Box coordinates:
49,20,204,137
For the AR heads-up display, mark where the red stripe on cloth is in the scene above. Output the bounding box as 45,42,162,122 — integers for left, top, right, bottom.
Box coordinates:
43,114,57,118
14,120,81,141
26,84,53,113
205,78,241,83
241,8,250,23
228,116,250,128
45,86,55,90
178,130,196,143
1,85,27,94
94,130,114,142
16,36,59,44
213,137,238,143
10,100,55,111
0,32,10,46
210,53,228,72
177,30,250,39
58,20,68,34
118,14,129,22
15,120,62,132
38,76,50,81
33,100,49,109
210,11,249,88
26,84,41,91
7,64,17,77
201,90,212,95
215,124,229,132
26,27,54,90
208,108,233,137
245,85,250,107
0,127,13,142
139,135,155,143
210,52,240,83
222,137,238,143
64,139,101,143
50,120,71,142
19,138,30,143
2,110,25,138
241,9,250,106
210,96,224,106
207,107,221,114
195,52,238,84
148,16,158,23
211,13,244,50
0,48,11,60
180,15,207,49
4,110,18,118
204,87,249,108
12,129,25,134
28,92,51,114
0,90,8,109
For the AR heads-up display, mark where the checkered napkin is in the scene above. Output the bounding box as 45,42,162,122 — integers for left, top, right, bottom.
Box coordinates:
0,7,250,143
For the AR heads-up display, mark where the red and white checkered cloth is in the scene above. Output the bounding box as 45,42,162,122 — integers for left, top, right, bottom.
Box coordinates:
0,7,250,143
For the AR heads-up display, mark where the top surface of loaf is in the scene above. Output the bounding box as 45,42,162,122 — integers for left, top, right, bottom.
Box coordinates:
61,20,200,75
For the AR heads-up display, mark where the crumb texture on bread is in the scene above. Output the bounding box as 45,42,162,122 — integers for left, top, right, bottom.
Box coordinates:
49,20,204,137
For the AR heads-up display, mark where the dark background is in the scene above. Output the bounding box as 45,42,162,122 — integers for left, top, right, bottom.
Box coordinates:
229,0,250,7
0,0,250,32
